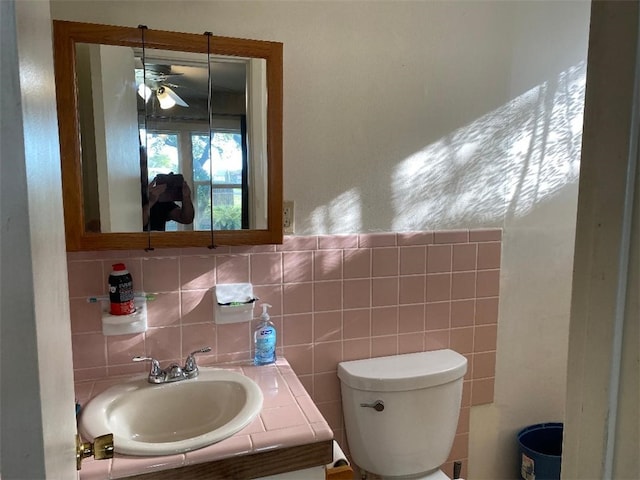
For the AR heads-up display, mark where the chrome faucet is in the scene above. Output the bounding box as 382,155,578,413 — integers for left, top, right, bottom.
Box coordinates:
133,346,212,384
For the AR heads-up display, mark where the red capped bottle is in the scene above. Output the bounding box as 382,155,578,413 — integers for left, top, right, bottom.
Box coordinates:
109,263,135,315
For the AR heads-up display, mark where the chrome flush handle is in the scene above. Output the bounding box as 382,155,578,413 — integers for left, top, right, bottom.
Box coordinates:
360,400,385,412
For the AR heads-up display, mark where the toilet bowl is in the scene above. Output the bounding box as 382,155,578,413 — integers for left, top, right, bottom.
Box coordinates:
338,349,467,479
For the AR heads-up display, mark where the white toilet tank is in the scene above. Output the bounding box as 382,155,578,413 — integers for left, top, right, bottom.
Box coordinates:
338,350,467,478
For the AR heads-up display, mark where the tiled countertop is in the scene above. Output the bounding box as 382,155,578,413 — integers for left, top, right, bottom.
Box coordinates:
75,358,334,479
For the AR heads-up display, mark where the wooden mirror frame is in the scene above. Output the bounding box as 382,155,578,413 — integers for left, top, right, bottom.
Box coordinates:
53,20,283,251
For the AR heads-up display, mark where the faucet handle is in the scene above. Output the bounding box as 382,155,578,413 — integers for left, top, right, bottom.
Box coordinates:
184,346,212,377
133,356,165,383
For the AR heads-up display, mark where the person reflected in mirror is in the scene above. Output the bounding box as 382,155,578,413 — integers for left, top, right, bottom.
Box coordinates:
142,173,195,231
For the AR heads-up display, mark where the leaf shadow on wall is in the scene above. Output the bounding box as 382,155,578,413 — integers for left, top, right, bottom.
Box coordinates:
390,62,585,231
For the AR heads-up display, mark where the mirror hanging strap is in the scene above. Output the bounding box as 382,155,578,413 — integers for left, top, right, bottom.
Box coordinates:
205,31,217,249
139,24,154,252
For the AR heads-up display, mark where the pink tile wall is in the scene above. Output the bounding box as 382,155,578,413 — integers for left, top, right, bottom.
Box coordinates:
68,229,501,476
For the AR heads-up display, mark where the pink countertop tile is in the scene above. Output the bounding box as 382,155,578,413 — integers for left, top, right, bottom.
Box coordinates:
77,358,333,479
110,453,184,479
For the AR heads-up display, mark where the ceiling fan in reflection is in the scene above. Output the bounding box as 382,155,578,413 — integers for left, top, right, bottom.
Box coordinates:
137,83,189,109
135,65,189,110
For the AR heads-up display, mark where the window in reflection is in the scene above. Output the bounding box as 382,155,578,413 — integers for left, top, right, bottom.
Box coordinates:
140,117,247,232
145,132,180,180
192,130,245,231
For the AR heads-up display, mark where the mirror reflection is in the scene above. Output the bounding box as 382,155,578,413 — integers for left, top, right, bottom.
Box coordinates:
75,43,267,233
54,20,282,250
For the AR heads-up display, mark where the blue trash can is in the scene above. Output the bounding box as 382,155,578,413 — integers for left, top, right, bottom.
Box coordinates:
517,423,563,480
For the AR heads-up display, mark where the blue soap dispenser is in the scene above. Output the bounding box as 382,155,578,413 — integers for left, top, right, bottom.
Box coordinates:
254,303,276,365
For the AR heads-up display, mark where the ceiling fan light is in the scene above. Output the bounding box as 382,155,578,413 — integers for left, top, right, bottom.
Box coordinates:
161,85,189,107
156,86,176,109
137,83,152,102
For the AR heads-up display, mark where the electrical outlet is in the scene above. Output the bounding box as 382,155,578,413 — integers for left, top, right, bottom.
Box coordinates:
283,201,294,234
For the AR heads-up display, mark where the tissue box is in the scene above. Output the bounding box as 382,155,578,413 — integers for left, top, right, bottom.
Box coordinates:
214,283,256,324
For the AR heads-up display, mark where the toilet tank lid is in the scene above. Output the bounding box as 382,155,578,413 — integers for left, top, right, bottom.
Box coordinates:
337,350,467,392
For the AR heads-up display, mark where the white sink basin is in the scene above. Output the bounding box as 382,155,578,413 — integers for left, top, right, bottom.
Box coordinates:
79,368,263,456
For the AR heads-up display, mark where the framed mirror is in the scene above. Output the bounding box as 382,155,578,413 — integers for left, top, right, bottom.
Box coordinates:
53,20,282,251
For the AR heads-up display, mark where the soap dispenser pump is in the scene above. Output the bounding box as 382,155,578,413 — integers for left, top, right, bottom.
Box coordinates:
253,303,276,365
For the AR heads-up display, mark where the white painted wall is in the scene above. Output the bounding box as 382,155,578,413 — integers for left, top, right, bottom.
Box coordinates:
90,45,144,232
49,1,592,478
1,0,77,477
247,58,269,230
470,2,590,478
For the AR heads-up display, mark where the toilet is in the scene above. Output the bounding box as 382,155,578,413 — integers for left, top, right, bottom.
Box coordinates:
338,349,467,479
